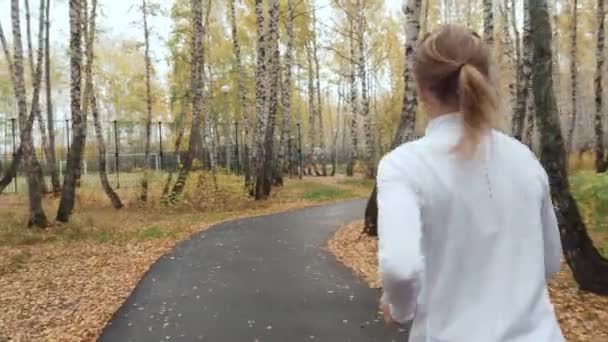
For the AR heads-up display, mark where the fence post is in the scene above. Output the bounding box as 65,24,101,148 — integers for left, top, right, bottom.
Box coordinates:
158,121,163,171
234,121,239,174
113,120,120,189
11,118,17,192
65,119,70,157
296,123,302,179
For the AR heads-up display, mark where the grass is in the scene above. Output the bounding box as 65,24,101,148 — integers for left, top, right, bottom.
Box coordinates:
570,171,608,257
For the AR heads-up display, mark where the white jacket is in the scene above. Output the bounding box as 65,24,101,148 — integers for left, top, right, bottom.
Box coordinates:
377,113,564,342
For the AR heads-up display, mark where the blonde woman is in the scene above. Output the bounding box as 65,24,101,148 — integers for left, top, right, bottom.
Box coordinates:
377,25,564,342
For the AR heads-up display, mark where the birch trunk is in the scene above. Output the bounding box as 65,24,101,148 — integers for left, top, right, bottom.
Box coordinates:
566,0,578,152
140,0,153,202
45,0,60,193
483,0,494,47
306,41,320,176
278,0,294,176
12,0,48,227
530,0,608,295
595,0,607,172
365,0,422,237
169,0,205,199
346,20,358,177
57,0,85,222
228,0,253,184
253,0,268,196
512,0,533,142
312,6,327,177
357,0,374,178
84,0,121,208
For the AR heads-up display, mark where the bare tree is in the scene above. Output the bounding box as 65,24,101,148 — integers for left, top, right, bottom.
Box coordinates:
530,0,608,295
346,19,358,177
312,5,327,177
57,0,86,222
356,0,374,178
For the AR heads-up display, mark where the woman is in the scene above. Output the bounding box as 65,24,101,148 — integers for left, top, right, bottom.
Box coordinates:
377,25,564,341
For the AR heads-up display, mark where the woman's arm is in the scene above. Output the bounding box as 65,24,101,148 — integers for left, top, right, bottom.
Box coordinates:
541,176,562,281
377,155,424,324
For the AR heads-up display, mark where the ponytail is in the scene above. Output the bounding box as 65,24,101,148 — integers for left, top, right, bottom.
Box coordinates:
454,64,498,158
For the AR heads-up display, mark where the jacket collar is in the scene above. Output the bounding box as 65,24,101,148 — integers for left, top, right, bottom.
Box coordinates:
425,112,463,136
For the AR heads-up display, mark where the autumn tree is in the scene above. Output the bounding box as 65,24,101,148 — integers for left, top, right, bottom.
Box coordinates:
140,0,154,202
594,0,607,172
530,0,608,294
364,0,422,236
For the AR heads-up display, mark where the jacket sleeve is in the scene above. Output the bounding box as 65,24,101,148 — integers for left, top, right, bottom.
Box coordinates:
376,155,424,324
541,171,562,281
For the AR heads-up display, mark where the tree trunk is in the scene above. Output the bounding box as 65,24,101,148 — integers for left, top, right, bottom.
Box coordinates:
312,6,327,177
364,0,422,237
57,0,86,222
530,0,608,295
228,0,253,185
169,0,205,199
346,19,358,177
25,0,51,195
254,0,280,199
140,0,153,202
566,0,578,153
305,41,320,177
83,0,121,208
512,0,533,142
161,93,187,198
278,0,294,177
357,0,374,179
45,0,60,193
483,0,494,46
252,0,268,196
12,0,48,227
595,0,607,173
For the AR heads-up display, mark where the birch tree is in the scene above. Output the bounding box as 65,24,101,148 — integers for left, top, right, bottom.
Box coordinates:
312,5,327,177
346,19,358,177
530,0,608,294
4,0,48,226
83,0,122,208
254,0,280,199
228,0,252,182
169,0,205,199
594,0,607,172
140,0,153,202
356,0,374,178
566,0,578,152
483,0,494,46
512,0,533,142
45,0,60,193
364,0,422,236
278,0,294,175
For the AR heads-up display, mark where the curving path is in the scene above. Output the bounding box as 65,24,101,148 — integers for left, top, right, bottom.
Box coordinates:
99,200,406,341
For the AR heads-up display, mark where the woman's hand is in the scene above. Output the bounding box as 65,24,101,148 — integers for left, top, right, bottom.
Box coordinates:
380,303,394,325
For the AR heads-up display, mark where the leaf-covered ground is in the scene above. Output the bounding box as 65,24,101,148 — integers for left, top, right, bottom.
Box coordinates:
0,173,372,342
328,220,608,342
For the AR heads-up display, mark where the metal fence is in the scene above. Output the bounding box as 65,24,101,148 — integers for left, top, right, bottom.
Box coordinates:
0,118,332,193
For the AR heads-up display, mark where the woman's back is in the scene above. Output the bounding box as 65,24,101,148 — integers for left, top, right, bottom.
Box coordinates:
377,113,564,341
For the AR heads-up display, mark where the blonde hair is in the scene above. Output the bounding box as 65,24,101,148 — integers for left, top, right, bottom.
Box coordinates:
414,24,498,158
